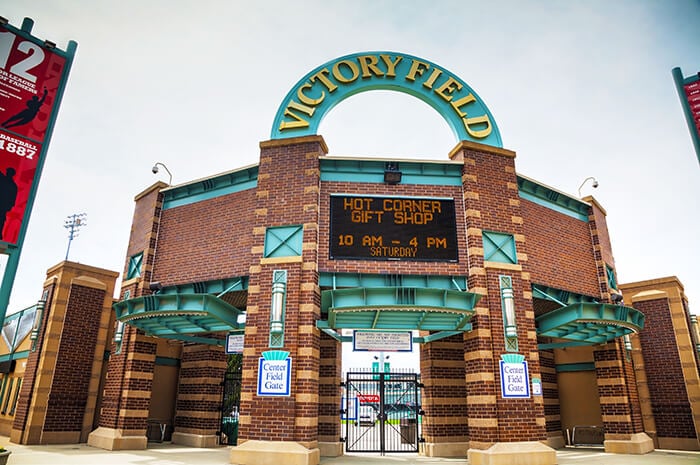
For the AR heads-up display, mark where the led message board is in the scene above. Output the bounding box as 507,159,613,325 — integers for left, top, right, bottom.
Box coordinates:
330,194,458,262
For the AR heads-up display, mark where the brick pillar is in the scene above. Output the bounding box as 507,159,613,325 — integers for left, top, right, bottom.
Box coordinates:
88,182,165,450
593,341,651,453
171,343,227,447
318,333,342,456
419,333,468,457
620,277,700,451
231,136,325,465
10,262,118,445
450,141,554,464
539,349,564,447
87,326,157,450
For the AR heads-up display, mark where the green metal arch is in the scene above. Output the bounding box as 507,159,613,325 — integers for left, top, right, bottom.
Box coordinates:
271,51,502,147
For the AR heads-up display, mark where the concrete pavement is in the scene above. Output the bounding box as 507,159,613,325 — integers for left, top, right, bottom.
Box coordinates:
0,441,698,465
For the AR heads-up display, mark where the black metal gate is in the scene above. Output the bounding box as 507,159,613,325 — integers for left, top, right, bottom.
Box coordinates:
219,367,242,445
343,371,422,454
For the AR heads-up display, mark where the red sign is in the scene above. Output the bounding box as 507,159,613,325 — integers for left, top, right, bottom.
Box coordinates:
684,81,700,133
358,394,380,404
0,27,67,244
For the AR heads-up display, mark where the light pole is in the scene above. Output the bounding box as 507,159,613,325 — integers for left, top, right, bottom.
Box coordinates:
64,213,86,260
152,162,173,185
577,177,599,198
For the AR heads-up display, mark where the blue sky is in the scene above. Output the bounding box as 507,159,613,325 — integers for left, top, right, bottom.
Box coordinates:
2,1,699,369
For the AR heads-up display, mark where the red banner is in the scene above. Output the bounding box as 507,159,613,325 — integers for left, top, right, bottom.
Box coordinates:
0,26,66,244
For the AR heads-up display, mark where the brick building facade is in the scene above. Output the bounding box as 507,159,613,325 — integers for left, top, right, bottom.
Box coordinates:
1,52,698,465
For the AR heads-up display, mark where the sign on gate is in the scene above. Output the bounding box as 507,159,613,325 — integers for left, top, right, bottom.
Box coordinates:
353,330,413,352
226,333,244,354
257,351,291,396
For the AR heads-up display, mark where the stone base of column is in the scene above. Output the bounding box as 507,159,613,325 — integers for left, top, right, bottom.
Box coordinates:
545,432,566,449
318,441,343,457
468,441,556,465
604,432,654,454
230,440,320,465
172,431,219,448
422,441,470,457
87,427,147,451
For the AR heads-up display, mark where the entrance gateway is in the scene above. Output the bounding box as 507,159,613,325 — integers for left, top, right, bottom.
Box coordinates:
81,49,655,465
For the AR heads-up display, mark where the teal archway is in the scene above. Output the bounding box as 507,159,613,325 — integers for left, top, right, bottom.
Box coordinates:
271,51,502,147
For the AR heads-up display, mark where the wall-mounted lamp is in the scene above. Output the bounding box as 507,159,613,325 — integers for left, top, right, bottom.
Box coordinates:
577,176,599,197
499,275,518,351
152,162,173,185
29,300,46,351
149,281,163,293
623,334,633,352
384,162,402,184
114,320,125,354
691,315,700,354
269,270,288,348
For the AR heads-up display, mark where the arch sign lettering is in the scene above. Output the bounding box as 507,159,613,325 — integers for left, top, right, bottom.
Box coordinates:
271,51,502,147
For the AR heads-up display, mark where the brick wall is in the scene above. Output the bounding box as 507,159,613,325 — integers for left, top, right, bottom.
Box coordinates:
153,189,256,284
420,333,468,443
174,344,226,435
636,297,695,438
43,284,105,432
520,200,599,297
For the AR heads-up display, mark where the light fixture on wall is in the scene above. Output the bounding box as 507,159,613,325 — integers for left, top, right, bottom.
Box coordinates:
577,176,599,197
269,270,288,348
152,162,173,185
114,320,125,354
149,281,163,293
499,275,519,352
384,162,402,184
29,299,46,351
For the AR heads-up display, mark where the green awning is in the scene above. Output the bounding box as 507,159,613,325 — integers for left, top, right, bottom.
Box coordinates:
320,287,480,331
536,302,645,348
114,293,244,345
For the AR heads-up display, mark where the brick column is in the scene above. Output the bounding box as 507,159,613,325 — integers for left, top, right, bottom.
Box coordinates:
593,341,652,453
450,141,554,465
10,262,118,445
620,277,700,451
87,182,166,451
231,136,325,465
171,343,227,447
318,332,342,456
539,349,564,447
87,327,157,450
419,333,468,457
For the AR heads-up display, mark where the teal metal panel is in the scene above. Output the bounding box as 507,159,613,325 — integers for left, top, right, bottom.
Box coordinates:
0,350,30,363
517,175,589,221
264,225,303,257
162,166,258,210
319,272,467,290
556,362,596,372
155,356,180,367
531,283,599,306
271,51,502,147
320,158,463,186
483,231,517,264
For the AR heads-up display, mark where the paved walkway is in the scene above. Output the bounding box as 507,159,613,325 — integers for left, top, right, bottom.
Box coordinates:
0,441,698,465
